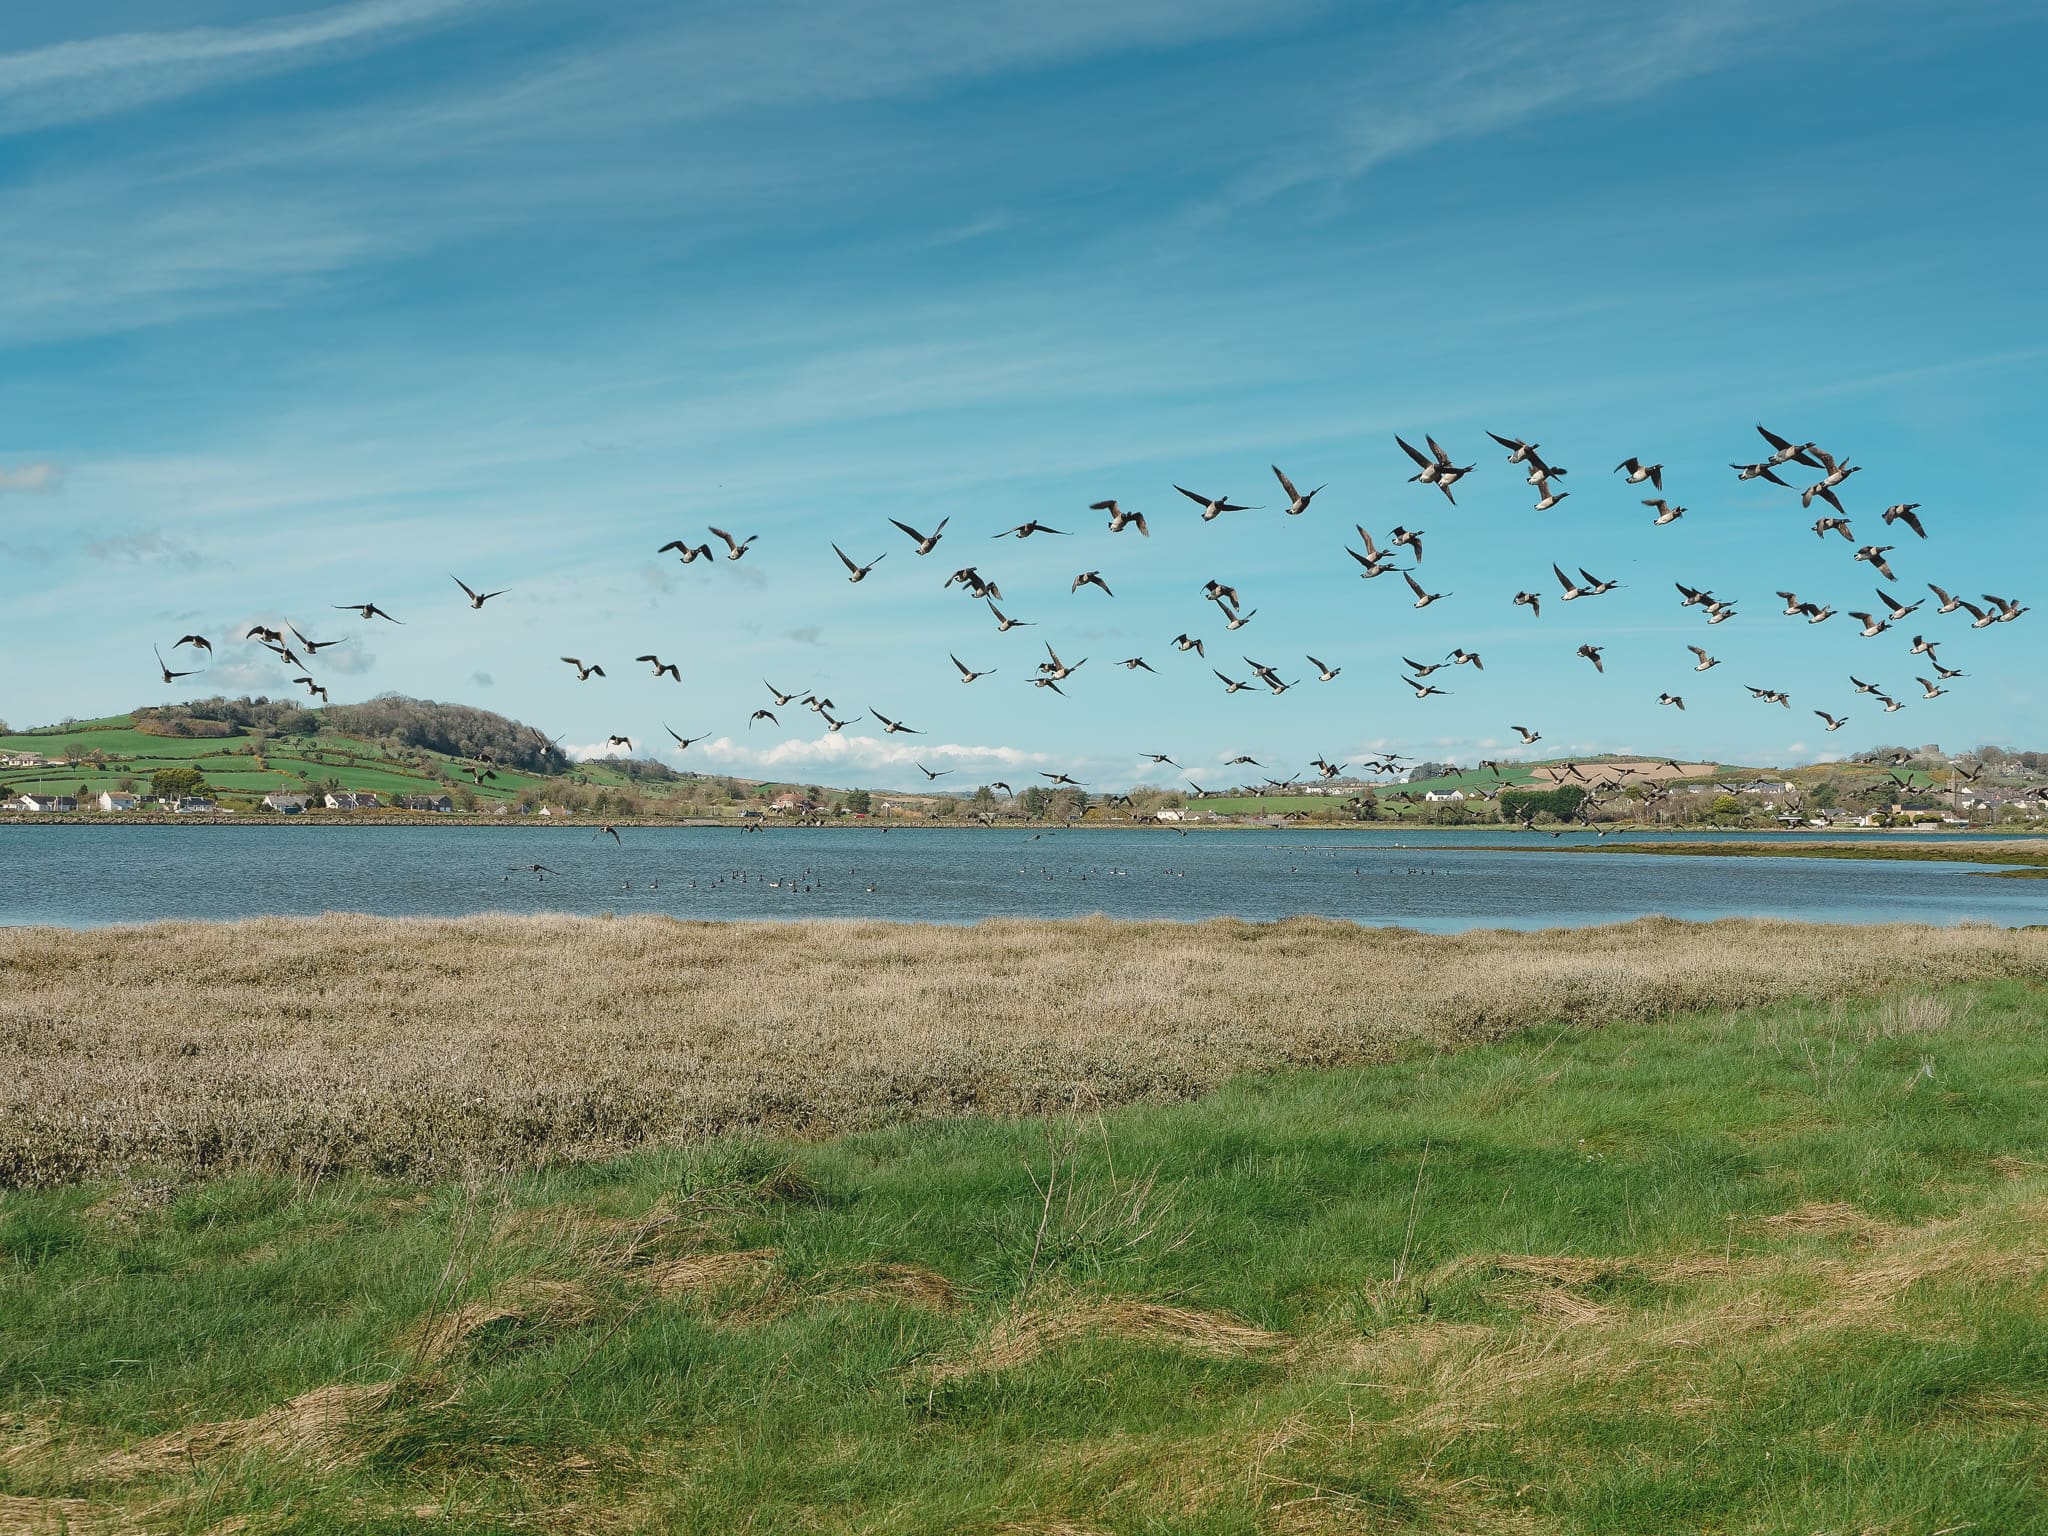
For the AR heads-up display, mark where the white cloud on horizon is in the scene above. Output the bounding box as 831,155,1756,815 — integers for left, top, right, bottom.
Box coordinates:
680,732,1056,775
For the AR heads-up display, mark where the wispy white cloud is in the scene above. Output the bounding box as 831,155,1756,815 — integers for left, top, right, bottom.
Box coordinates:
0,461,61,494
84,529,203,569
0,0,490,135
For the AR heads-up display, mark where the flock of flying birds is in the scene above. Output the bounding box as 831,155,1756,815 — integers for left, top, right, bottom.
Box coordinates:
146,423,2031,820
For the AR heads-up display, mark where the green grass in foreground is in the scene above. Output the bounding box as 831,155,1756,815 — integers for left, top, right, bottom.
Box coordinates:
6,981,2048,1532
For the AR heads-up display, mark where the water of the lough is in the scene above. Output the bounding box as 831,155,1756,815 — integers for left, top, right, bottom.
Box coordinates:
5,824,2045,931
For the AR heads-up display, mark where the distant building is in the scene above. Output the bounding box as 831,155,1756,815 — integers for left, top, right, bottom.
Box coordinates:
173,797,217,814
771,793,814,814
397,794,454,812
263,791,312,813
1423,789,1467,803
1,752,49,768
12,793,75,812
1155,808,1188,822
324,792,360,810
97,792,139,812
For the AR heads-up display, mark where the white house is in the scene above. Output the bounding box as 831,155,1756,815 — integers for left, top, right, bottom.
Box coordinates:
174,797,218,814
12,793,75,812
97,792,139,812
324,791,361,810
1155,808,1188,822
1423,789,1467,803
263,791,311,813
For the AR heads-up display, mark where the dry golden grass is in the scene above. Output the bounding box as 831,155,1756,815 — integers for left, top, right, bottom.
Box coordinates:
4,913,2045,1185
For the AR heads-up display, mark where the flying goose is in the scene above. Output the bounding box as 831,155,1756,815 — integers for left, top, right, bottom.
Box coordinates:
663,725,709,749
1396,436,1472,502
1984,593,2030,623
821,710,860,732
1802,482,1847,513
1140,752,1180,767
452,575,506,609
658,539,715,563
605,735,633,748
1687,645,1720,671
1513,590,1542,617
748,709,779,728
1643,498,1684,525
1854,545,1897,580
561,657,605,681
1172,633,1206,656
1916,677,1948,700
154,645,202,682
915,762,952,780
995,520,1067,539
833,543,886,582
872,709,923,734
334,602,403,623
1846,611,1891,638
1174,487,1257,520
1932,659,1967,680
1531,478,1569,511
1881,503,1926,539
1702,601,1737,625
1757,425,1819,467
1849,675,1884,696
1308,654,1340,681
764,679,806,706
1731,461,1792,485
1511,725,1542,744
1402,655,1446,676
1071,571,1113,596
1553,563,1588,601
1576,644,1605,673
1401,676,1449,698
1403,571,1449,609
1448,648,1483,669
173,634,212,653
1878,694,1906,713
1579,567,1620,596
635,654,681,681
946,567,1001,600
1215,600,1257,630
1118,656,1156,672
244,624,284,643
1815,710,1847,732
1027,676,1066,693
1272,465,1325,515
1347,527,1400,578
1039,643,1085,680
986,600,1033,632
1042,772,1086,786
1614,457,1663,489
1486,432,1562,478
1876,587,1922,621
1658,692,1685,710
950,653,995,683
1390,526,1425,561
1214,670,1253,694
709,527,757,560
888,517,948,554
1744,685,1792,708
1091,500,1149,535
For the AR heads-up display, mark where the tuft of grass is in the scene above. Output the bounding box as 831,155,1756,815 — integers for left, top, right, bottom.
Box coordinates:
4,980,2048,1531
4,914,2047,1186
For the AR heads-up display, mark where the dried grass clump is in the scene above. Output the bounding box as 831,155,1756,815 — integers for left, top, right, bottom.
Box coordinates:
1752,1202,1900,1244
3,913,2042,1185
403,1277,594,1365
99,1383,397,1478
931,1291,1286,1382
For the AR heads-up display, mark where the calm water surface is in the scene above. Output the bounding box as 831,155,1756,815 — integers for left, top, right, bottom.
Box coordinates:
4,824,2044,930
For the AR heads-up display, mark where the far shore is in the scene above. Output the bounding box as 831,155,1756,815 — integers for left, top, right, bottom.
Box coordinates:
3,812,2043,836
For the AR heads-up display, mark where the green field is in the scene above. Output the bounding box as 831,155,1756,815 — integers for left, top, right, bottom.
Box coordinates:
6,979,2047,1532
1199,764,1544,814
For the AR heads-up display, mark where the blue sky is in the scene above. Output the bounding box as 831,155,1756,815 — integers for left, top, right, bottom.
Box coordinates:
2,0,2043,788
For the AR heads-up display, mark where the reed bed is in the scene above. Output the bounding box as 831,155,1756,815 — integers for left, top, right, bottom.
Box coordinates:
3,913,2045,1186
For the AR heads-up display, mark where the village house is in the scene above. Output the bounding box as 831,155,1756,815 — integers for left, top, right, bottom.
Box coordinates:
324,791,381,810
1,752,50,768
770,792,815,815
173,797,218,814
1422,789,1468,803
397,794,454,812
262,791,312,813
1155,807,1188,822
12,793,76,812
97,791,139,812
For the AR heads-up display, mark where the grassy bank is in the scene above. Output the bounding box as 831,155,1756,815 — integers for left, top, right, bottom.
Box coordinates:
5,980,2047,1531
1581,840,2048,873
7,916,2048,1188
